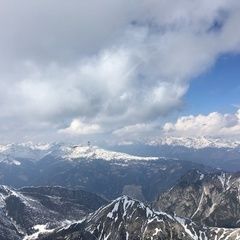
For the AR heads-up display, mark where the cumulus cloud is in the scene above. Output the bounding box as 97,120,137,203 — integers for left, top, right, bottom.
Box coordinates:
0,0,240,141
163,109,240,138
59,119,102,135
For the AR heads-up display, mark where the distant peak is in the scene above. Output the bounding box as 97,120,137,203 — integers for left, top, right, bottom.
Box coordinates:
147,136,240,149
61,145,158,161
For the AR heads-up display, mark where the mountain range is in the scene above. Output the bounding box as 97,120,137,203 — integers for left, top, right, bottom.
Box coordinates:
0,143,211,201
0,170,239,239
0,140,239,239
146,136,240,149
109,136,240,171
25,196,240,240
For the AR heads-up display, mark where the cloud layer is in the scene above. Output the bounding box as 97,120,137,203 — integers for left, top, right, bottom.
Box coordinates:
163,109,240,138
0,0,240,141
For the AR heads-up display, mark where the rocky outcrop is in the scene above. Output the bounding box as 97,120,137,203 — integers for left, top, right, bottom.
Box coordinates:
155,170,240,228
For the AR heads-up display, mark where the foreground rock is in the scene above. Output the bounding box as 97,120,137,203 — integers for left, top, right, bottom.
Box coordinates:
33,196,240,240
0,185,107,239
155,170,240,228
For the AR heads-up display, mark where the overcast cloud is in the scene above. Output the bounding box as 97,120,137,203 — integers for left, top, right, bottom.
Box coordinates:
0,0,240,142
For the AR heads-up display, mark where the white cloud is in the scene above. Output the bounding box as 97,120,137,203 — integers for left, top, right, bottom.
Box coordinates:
59,119,102,135
163,109,240,138
113,123,157,138
0,0,240,141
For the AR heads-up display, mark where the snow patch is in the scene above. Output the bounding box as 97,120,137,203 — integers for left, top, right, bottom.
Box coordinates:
62,145,158,161
23,224,54,240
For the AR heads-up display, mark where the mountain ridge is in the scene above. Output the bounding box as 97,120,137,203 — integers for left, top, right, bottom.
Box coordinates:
30,195,240,240
0,185,107,239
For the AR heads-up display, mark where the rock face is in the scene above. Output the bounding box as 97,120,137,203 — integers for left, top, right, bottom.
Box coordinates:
155,170,240,228
0,185,107,240
32,196,240,240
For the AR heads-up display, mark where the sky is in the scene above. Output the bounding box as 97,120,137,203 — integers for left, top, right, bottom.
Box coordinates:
184,54,240,115
0,0,240,143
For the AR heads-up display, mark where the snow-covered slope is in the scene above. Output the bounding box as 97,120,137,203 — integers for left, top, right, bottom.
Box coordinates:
0,185,107,240
0,142,158,164
58,145,158,161
147,136,240,149
0,154,21,165
0,142,53,164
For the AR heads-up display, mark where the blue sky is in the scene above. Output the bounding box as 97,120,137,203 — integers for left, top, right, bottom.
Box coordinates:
185,53,240,115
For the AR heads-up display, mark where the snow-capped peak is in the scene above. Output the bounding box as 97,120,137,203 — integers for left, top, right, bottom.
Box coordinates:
0,142,52,153
0,142,159,164
147,136,240,149
60,145,158,161
0,142,55,166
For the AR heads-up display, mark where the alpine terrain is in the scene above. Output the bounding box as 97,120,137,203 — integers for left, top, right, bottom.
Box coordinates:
26,196,240,240
155,170,240,228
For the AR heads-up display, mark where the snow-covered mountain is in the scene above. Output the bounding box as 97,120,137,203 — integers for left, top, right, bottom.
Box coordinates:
0,142,53,165
0,185,107,240
58,145,158,161
0,142,210,201
0,142,158,165
109,137,240,171
1,179,240,240
1,138,240,166
147,136,240,149
0,154,21,166
29,195,240,240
